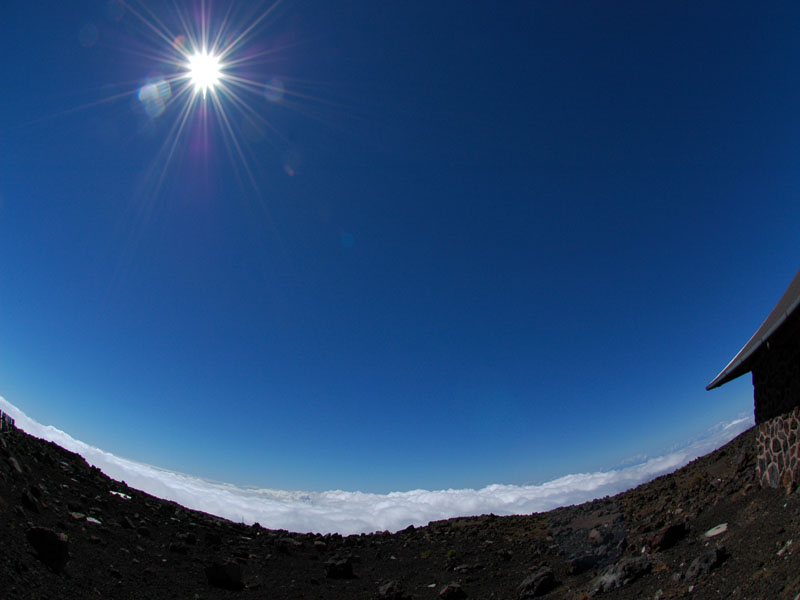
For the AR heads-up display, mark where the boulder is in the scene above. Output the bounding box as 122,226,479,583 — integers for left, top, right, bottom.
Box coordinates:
568,553,604,574
518,566,557,598
588,528,605,545
26,527,69,572
325,557,354,579
592,556,652,595
650,523,687,551
378,580,409,600
686,547,727,580
205,560,245,591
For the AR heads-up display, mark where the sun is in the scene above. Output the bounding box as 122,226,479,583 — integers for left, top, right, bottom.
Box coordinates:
187,50,222,97
118,0,300,196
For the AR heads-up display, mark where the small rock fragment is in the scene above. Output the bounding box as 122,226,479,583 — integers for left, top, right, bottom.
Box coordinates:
704,523,728,538
378,580,409,600
169,542,189,555
8,456,23,474
120,515,135,529
439,582,467,600
21,488,40,512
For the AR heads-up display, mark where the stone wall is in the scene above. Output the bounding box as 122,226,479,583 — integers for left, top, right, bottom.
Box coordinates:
751,311,800,424
755,406,800,490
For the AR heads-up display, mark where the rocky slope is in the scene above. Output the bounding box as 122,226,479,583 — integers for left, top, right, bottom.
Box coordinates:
1,423,798,599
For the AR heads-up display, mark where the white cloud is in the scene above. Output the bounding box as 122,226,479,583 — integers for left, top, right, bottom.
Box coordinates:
0,396,753,535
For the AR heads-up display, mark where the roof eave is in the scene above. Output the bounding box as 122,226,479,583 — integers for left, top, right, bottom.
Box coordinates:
706,275,800,391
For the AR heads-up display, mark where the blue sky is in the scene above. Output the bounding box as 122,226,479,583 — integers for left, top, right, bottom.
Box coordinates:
1,0,798,494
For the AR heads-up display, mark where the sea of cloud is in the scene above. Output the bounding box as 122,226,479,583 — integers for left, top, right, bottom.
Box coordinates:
0,396,753,535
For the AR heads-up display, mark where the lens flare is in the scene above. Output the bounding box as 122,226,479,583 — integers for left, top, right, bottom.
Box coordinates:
105,0,292,198
90,0,328,208
137,78,171,118
264,76,284,102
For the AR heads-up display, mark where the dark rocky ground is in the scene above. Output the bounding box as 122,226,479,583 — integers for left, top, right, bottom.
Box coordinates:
1,424,798,600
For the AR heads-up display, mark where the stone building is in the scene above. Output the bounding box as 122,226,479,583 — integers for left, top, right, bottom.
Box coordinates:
707,267,800,490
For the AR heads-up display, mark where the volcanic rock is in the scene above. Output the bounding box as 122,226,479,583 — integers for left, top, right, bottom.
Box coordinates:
704,523,728,538
325,557,354,579
686,546,727,580
650,522,687,551
439,582,467,599
26,527,69,572
378,580,409,600
1,420,799,599
7,456,23,475
591,556,652,595
517,566,557,598
21,488,39,513
205,560,245,590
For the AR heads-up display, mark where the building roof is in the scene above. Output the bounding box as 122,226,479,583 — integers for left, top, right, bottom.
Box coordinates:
707,267,800,390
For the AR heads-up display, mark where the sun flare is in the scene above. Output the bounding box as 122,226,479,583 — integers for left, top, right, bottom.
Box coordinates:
187,50,222,97
119,0,298,196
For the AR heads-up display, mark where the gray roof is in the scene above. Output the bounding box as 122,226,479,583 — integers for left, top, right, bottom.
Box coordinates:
707,267,800,390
